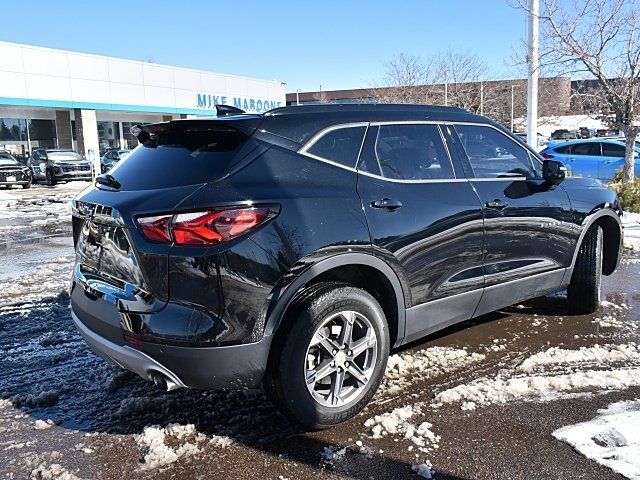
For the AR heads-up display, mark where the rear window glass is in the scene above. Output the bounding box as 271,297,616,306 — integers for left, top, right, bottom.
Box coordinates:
109,126,248,190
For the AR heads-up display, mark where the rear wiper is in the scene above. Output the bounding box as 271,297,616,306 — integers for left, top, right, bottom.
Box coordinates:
95,174,121,190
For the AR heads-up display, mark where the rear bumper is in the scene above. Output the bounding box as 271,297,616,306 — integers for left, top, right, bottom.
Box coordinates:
71,306,272,390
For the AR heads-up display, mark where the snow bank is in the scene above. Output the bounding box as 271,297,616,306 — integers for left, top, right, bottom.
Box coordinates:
518,344,640,372
435,368,640,408
364,406,440,453
382,346,485,394
553,399,640,479
622,211,640,251
135,423,233,471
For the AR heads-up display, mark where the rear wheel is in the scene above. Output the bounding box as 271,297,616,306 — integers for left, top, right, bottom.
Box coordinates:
22,180,31,189
264,283,389,429
567,225,603,314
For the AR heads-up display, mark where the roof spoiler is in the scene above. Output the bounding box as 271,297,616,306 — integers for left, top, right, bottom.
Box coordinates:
216,105,246,117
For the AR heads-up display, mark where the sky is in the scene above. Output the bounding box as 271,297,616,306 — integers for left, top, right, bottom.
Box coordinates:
0,0,529,93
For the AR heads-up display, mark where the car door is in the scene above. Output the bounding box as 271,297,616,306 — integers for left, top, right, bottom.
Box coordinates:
599,142,627,181
356,123,485,343
447,123,576,317
562,142,601,178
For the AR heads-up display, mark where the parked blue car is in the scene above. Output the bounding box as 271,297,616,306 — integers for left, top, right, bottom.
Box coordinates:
540,139,640,182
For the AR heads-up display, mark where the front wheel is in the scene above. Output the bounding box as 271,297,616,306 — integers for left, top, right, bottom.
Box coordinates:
46,169,57,186
264,283,390,429
567,225,603,314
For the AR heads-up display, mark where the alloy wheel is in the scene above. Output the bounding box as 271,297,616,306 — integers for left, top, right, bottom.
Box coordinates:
304,310,378,408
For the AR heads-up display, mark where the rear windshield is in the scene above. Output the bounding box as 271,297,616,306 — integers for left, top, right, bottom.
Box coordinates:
108,126,247,190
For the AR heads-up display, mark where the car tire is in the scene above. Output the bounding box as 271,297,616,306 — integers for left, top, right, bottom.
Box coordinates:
46,168,57,186
264,282,390,429
567,225,603,315
22,181,31,189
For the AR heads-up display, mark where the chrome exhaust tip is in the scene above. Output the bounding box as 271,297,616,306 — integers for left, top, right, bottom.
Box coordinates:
150,372,181,392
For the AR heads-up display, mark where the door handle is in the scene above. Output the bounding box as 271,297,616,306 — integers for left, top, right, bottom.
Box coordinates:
485,199,508,210
603,160,615,164
371,198,403,211
567,158,576,162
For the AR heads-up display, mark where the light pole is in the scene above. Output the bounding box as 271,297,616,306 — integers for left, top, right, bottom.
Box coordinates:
527,0,539,147
296,89,301,106
444,75,448,106
480,82,484,116
511,85,516,132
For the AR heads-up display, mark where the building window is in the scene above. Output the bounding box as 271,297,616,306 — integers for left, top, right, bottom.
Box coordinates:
97,121,121,155
27,119,57,150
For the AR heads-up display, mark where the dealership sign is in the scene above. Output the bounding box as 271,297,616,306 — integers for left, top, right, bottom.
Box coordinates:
197,94,282,113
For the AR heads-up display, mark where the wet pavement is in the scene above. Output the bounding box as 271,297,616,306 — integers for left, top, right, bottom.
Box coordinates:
0,184,639,479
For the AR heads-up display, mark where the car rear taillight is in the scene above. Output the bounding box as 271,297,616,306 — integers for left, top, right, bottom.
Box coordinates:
541,151,555,159
136,206,277,245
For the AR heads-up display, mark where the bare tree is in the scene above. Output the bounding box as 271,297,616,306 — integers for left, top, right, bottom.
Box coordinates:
371,53,437,103
514,0,640,182
432,49,494,112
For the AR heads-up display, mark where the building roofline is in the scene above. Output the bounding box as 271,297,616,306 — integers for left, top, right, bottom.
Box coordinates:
0,40,284,85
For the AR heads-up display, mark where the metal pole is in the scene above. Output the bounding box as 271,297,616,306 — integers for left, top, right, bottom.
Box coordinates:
511,85,516,132
480,82,484,115
527,0,539,147
296,89,300,106
444,77,448,106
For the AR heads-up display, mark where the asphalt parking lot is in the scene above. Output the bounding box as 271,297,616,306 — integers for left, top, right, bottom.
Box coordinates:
1,183,639,479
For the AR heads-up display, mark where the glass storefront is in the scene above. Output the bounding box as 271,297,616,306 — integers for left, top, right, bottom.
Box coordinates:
28,119,57,150
121,122,142,150
0,118,29,161
97,121,121,154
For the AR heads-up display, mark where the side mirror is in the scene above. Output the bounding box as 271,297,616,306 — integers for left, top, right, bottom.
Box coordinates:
542,159,566,183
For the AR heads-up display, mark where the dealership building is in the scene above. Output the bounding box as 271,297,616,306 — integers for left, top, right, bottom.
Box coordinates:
0,41,286,162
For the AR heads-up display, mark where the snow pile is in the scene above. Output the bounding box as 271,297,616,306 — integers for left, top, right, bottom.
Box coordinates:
518,344,640,372
553,399,640,479
29,463,80,480
435,368,640,409
364,406,440,453
33,419,55,430
622,211,640,251
24,451,80,480
0,255,74,306
135,423,233,471
382,346,485,394
593,314,637,330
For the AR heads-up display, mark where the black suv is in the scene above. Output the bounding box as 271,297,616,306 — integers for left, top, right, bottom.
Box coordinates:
70,104,622,428
29,149,93,185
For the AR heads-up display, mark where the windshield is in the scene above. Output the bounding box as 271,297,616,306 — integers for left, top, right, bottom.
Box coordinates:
48,152,84,161
0,155,19,166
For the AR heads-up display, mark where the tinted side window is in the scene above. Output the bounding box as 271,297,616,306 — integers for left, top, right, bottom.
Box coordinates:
455,125,535,178
374,124,454,180
306,126,366,168
602,143,625,157
554,145,572,154
571,143,601,156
